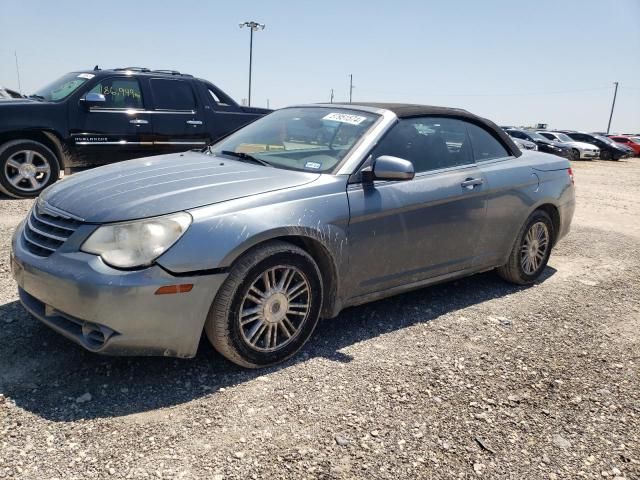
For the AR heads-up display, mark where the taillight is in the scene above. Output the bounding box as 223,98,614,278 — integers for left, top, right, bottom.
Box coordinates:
567,167,574,185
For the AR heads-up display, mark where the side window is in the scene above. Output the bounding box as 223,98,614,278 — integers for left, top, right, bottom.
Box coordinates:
508,130,525,140
540,132,554,140
208,89,229,106
89,77,143,109
150,79,196,111
371,117,473,173
466,123,510,161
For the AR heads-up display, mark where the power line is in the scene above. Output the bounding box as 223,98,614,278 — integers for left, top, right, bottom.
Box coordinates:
355,85,612,98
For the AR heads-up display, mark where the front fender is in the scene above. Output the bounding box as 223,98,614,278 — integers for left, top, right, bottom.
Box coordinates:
156,176,350,276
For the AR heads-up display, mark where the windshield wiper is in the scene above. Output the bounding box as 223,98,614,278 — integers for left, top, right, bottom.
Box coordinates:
220,150,272,167
28,94,45,101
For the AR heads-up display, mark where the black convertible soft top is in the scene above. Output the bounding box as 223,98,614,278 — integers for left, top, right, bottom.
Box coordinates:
345,102,522,158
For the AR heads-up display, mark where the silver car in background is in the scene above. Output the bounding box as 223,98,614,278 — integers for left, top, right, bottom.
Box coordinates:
537,131,599,160
11,103,575,368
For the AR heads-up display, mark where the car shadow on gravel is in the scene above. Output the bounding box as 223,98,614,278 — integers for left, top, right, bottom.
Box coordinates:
0,267,556,421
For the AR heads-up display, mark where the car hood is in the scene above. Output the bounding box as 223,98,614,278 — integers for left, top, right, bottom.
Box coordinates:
0,98,44,106
42,151,321,223
569,141,599,150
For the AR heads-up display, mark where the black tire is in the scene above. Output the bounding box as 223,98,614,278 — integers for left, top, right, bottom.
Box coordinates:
205,240,323,368
599,150,612,161
0,139,60,198
496,210,555,285
570,149,580,161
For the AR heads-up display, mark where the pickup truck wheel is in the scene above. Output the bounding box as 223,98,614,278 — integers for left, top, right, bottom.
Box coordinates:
496,210,554,285
205,241,323,368
0,140,60,198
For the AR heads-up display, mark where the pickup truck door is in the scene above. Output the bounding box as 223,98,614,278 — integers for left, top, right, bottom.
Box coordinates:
148,78,209,154
70,75,154,167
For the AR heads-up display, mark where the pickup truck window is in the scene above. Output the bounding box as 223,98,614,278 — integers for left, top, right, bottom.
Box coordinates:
208,89,229,107
88,77,144,109
150,79,196,111
33,72,91,102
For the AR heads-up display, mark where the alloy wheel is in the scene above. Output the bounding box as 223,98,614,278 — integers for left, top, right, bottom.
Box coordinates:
520,221,550,275
4,150,52,193
239,265,311,352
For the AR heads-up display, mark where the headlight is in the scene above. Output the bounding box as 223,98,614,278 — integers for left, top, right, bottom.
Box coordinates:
81,212,192,268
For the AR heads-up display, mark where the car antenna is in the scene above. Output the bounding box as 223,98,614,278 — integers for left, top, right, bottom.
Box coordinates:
93,65,100,71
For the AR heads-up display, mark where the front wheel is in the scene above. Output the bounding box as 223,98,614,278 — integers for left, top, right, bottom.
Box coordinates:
599,150,612,161
205,241,323,368
570,149,580,161
0,140,60,198
496,210,554,285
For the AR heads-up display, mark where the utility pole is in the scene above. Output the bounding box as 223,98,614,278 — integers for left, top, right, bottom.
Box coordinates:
349,74,353,103
14,50,22,94
330,88,334,103
606,81,619,134
239,21,265,107
266,98,270,109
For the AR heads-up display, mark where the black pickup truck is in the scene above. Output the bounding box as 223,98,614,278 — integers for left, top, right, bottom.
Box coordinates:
0,67,271,198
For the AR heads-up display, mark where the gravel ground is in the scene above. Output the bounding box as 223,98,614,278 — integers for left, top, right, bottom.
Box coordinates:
0,158,638,480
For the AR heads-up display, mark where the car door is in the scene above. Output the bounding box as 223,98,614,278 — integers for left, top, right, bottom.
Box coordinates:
345,116,488,299
70,75,154,167
148,78,209,154
470,122,540,266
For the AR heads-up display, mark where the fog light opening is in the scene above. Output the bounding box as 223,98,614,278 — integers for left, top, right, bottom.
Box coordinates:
81,322,113,348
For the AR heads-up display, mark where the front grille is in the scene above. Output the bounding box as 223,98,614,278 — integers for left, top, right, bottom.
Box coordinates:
22,207,82,257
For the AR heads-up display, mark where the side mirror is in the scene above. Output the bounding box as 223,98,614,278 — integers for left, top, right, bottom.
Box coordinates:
81,92,106,109
362,155,415,183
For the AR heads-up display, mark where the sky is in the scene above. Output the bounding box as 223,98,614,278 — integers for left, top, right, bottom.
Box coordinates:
1,0,639,132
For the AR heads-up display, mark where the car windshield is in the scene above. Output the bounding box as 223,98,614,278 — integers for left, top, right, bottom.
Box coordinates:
32,72,93,102
595,135,616,145
630,137,640,144
554,133,573,142
526,131,548,141
210,107,380,173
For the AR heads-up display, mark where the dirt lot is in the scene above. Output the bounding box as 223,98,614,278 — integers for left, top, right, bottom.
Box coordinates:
0,158,638,480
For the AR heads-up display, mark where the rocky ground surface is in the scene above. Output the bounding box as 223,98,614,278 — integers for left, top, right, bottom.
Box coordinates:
0,158,638,480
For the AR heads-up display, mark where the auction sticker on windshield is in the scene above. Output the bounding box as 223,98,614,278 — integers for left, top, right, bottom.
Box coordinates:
322,112,367,125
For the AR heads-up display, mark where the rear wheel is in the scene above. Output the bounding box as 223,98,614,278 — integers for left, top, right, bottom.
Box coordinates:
0,140,60,198
496,210,554,285
205,241,323,368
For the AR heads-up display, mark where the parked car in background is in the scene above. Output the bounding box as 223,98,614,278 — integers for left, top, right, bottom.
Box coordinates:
0,67,271,198
556,131,629,160
0,86,23,99
607,136,640,156
11,103,575,367
512,137,538,151
537,131,599,160
505,129,571,158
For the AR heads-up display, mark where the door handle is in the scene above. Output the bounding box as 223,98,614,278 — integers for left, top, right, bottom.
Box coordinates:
129,119,149,125
186,120,203,125
461,178,484,189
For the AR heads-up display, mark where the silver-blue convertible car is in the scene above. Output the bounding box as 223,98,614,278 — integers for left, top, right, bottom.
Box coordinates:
11,103,575,367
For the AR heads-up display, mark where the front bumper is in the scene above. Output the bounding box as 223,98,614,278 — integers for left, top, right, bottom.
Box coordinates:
580,150,599,159
11,222,227,358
